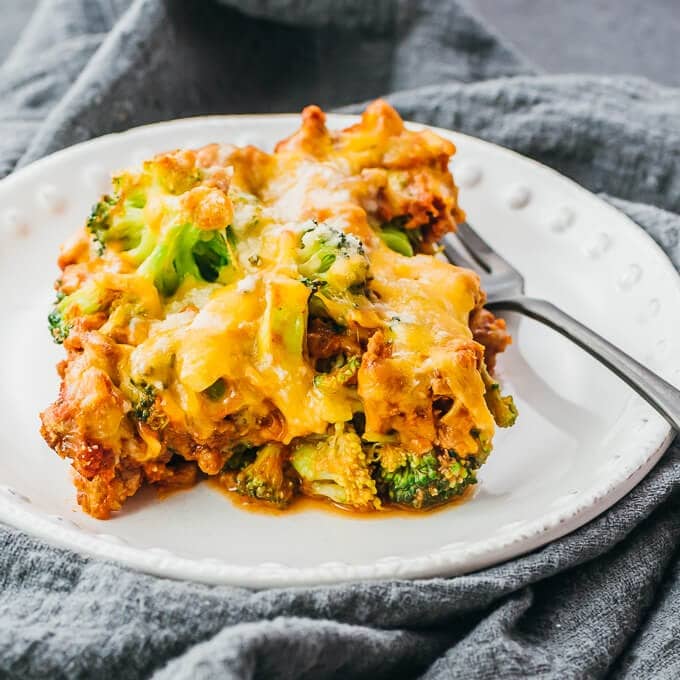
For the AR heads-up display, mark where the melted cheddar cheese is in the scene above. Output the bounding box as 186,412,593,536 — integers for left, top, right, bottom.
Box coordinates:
40,100,515,518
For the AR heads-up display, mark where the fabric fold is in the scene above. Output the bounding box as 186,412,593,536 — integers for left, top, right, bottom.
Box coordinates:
0,1,679,678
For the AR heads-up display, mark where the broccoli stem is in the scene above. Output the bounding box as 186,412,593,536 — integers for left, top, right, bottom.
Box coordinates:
481,364,518,428
379,227,414,256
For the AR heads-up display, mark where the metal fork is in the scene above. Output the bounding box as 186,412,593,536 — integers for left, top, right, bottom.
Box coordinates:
442,223,680,432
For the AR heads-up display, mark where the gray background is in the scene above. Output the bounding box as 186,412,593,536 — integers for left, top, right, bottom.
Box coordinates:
3,0,680,86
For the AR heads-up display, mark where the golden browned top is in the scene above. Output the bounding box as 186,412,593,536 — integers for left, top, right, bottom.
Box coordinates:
41,100,513,519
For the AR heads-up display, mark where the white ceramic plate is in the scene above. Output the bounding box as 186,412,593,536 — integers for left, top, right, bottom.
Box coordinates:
1,115,678,588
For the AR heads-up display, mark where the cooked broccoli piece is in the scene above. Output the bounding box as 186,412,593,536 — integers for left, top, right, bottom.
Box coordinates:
128,381,156,422
86,157,233,297
374,447,477,509
137,222,232,297
297,222,369,289
486,385,518,427
120,380,167,429
379,226,413,256
313,355,360,390
48,280,111,343
469,428,493,466
48,308,69,344
291,424,379,509
481,364,518,428
236,443,296,507
224,443,258,471
87,189,156,261
87,194,117,254
296,222,377,326
378,217,424,256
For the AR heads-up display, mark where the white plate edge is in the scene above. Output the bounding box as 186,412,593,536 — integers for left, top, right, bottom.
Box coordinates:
0,114,677,586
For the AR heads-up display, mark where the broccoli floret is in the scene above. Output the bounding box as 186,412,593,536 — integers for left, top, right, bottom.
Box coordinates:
86,157,234,297
291,424,379,509
235,443,296,507
87,194,118,254
137,222,232,297
481,364,518,428
87,190,155,261
297,222,377,326
122,380,167,429
375,447,477,509
378,217,424,257
130,382,156,422
48,307,70,344
47,280,111,343
297,222,369,290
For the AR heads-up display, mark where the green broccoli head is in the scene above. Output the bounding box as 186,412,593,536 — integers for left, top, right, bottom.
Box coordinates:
48,306,70,344
87,194,118,254
128,381,156,422
86,157,235,298
374,447,477,509
290,424,379,509
137,222,232,297
87,186,155,261
236,443,296,507
297,222,377,327
118,379,167,429
297,222,369,290
48,280,112,343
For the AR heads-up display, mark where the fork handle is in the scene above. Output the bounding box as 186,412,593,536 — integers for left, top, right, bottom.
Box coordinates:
487,296,680,432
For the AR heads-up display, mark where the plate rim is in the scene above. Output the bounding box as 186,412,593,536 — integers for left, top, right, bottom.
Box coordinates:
0,113,677,587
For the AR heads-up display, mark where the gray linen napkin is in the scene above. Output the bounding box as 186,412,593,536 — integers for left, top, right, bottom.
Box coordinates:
1,1,679,678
